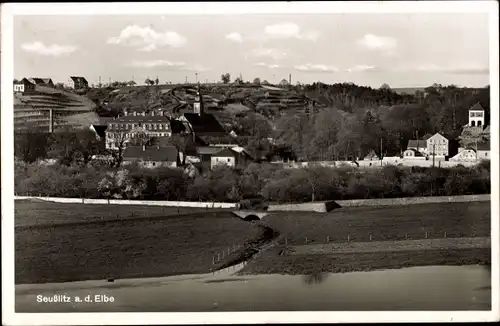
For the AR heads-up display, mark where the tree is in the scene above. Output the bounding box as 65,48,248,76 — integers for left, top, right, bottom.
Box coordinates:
279,79,289,88
128,80,136,87
106,131,129,168
15,132,51,163
221,73,231,84
235,75,244,84
155,77,159,86
253,77,261,85
145,78,155,86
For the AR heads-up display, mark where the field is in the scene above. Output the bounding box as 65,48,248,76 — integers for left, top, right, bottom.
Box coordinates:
238,201,491,275
15,200,491,284
15,200,267,284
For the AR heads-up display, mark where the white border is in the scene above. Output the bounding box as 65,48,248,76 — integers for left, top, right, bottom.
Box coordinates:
2,1,499,324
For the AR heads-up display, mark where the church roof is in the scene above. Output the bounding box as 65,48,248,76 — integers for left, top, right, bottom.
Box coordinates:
469,102,485,111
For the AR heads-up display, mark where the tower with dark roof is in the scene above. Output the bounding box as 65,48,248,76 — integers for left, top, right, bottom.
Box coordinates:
193,82,204,116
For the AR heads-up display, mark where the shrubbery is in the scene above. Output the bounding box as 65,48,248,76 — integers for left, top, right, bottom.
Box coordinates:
14,160,491,203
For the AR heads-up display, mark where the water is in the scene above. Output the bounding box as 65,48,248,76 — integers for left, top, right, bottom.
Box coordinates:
16,265,491,312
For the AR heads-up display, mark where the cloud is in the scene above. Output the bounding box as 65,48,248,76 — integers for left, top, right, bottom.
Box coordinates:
263,22,320,41
358,34,397,55
250,47,288,60
21,41,77,57
225,32,243,43
128,60,209,71
254,62,282,69
108,25,187,51
294,63,338,73
346,65,379,72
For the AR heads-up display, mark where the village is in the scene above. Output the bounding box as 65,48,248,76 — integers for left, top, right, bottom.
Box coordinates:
13,75,491,174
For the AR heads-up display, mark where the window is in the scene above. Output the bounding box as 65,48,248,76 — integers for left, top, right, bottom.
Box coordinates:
159,124,163,130
486,152,488,156
227,158,230,162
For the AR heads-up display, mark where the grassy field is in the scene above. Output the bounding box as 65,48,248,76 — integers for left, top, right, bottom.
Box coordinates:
14,200,227,227
262,202,490,245
15,200,491,283
15,201,268,284
236,201,491,275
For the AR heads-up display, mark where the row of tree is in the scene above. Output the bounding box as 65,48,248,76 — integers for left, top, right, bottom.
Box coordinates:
15,160,490,203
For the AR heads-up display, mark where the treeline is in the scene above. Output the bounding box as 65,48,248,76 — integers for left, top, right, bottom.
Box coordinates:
268,84,490,161
15,160,490,203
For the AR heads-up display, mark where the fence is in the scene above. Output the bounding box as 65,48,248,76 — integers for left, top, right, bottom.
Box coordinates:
14,196,239,209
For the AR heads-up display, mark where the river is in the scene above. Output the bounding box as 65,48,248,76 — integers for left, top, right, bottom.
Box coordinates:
15,264,491,312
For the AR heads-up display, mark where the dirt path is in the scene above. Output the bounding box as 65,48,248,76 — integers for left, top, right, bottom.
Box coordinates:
285,237,491,256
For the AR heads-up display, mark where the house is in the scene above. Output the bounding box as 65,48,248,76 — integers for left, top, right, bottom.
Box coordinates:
13,78,36,93
426,133,449,158
403,149,426,160
70,76,89,90
28,77,54,87
459,102,490,148
476,141,490,160
105,110,172,150
210,147,252,170
123,145,179,168
406,140,427,155
450,149,478,162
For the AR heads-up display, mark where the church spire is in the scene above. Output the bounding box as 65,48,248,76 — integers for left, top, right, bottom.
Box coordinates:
193,82,204,116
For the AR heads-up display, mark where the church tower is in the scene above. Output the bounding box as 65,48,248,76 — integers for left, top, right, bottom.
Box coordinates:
193,82,204,116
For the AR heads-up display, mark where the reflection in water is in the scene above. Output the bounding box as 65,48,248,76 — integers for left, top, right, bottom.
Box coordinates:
303,271,328,285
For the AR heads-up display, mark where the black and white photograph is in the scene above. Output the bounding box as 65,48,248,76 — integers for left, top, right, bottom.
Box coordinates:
1,1,499,324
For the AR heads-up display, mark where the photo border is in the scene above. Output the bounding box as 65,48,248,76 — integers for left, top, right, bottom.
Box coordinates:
2,1,499,324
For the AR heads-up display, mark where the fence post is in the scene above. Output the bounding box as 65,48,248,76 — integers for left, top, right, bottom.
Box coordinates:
285,238,288,246
347,234,350,242
327,236,330,243
369,234,372,241
218,253,220,261
405,233,408,240
444,231,447,238
305,237,308,244
425,232,428,239
213,256,215,265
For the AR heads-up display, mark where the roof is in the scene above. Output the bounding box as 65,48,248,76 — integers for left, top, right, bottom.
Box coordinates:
421,133,433,140
363,150,379,160
404,148,425,156
92,125,107,138
70,76,88,83
476,142,490,151
16,78,35,85
407,140,427,149
196,146,224,155
123,145,178,162
183,113,226,134
212,148,237,158
197,134,238,146
112,115,171,123
42,78,53,84
170,119,188,134
29,78,51,85
469,102,485,111
483,125,490,133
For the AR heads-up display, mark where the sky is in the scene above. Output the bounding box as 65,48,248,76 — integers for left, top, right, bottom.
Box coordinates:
14,13,490,88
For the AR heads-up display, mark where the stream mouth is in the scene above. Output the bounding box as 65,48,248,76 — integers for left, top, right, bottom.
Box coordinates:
217,222,279,272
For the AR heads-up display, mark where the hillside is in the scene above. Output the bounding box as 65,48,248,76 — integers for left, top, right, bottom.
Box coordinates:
14,86,99,132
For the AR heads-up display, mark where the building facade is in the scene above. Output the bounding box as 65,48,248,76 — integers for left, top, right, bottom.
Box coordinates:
105,111,172,150
426,133,449,157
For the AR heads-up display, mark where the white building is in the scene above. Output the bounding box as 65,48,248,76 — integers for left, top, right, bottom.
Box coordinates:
426,132,449,158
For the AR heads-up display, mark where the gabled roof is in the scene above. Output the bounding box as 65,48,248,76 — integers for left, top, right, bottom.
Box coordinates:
421,133,433,140
363,150,379,160
407,140,427,149
29,77,51,85
469,102,485,111
70,76,88,83
15,78,35,85
183,113,226,134
42,78,53,84
123,145,178,162
482,125,490,133
212,148,237,158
